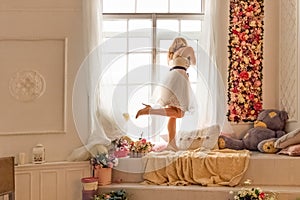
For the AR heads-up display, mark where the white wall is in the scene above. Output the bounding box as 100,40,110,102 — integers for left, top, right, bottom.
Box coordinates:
0,0,282,161
0,0,86,162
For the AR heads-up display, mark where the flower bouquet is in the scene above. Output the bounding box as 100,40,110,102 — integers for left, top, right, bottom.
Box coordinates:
112,136,130,158
129,137,154,158
90,153,118,186
91,153,118,169
230,187,278,200
229,180,278,200
93,189,128,200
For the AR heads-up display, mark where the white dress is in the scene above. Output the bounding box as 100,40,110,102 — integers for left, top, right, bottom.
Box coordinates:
156,56,193,112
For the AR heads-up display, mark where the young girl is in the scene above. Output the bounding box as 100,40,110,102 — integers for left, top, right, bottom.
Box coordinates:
135,37,196,150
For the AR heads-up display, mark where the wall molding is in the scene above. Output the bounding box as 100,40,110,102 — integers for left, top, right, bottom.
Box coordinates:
279,0,298,122
0,8,81,12
0,37,68,136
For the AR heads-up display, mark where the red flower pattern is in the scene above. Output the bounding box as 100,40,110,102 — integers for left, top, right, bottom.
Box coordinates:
227,0,264,122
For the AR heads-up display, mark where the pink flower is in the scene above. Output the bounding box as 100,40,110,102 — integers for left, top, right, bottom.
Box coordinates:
232,29,239,35
232,16,238,23
254,102,262,111
259,192,265,199
246,5,254,12
246,12,252,17
232,87,239,93
119,147,125,151
254,80,261,87
141,138,147,144
107,162,113,168
239,32,246,41
256,28,262,34
239,71,249,80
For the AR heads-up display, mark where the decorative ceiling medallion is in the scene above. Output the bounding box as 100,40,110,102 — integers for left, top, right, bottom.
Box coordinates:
9,70,46,102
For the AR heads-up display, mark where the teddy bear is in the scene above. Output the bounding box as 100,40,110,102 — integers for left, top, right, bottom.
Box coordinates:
218,109,289,153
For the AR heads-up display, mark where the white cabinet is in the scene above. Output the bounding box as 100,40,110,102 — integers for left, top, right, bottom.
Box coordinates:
14,161,90,200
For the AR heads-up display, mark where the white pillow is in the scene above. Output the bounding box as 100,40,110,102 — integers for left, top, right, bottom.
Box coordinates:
274,128,300,149
176,125,220,150
278,144,300,156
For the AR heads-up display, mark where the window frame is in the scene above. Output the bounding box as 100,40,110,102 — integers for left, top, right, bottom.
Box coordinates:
102,0,205,14
101,12,205,141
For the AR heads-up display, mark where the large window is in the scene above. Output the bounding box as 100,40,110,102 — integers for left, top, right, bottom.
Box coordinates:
101,0,205,142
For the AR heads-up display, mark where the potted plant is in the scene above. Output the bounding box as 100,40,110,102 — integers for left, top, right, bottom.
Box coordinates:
91,153,118,185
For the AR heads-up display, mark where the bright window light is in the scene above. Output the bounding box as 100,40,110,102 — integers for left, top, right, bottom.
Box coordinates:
103,20,127,32
136,0,168,13
181,20,202,32
157,20,179,32
129,20,152,31
170,0,202,13
103,0,135,13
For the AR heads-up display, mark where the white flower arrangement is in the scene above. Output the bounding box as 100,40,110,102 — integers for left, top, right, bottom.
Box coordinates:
229,180,278,200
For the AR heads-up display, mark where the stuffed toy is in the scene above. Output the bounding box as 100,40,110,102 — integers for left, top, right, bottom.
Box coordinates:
218,109,288,153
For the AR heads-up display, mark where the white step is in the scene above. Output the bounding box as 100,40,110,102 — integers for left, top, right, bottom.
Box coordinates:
98,183,300,200
102,152,300,200
242,152,300,186
112,152,300,186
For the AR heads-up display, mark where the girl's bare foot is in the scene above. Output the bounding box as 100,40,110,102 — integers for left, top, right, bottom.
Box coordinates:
165,143,177,151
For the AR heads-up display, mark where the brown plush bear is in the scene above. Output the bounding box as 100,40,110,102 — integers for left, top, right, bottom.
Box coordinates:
218,109,288,153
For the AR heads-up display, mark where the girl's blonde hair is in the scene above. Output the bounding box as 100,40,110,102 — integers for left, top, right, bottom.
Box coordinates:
168,37,188,60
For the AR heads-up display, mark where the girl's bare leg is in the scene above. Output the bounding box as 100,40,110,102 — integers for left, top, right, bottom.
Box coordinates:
135,105,184,151
135,105,184,119
167,117,177,150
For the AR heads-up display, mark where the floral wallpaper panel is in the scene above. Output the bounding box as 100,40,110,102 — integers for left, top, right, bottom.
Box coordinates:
227,0,264,122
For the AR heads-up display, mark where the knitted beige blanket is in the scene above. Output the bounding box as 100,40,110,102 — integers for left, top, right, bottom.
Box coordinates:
142,149,250,186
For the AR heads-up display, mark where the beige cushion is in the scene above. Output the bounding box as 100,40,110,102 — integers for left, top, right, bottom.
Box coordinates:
274,128,300,149
176,125,220,150
278,144,300,156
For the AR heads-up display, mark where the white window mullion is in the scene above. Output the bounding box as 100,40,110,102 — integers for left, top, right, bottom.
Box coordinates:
179,19,181,33
126,19,130,109
152,14,157,83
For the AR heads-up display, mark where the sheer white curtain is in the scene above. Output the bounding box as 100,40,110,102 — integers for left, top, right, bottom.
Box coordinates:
68,0,124,161
196,0,226,129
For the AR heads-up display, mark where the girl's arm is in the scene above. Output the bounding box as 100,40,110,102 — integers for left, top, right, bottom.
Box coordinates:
186,47,196,66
